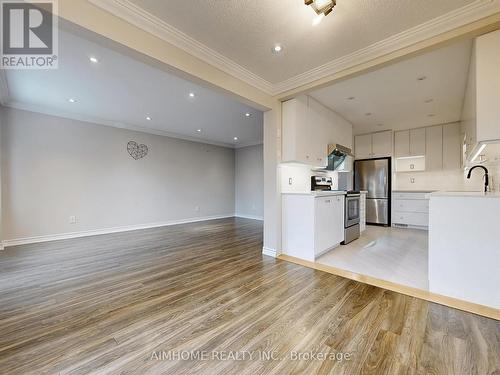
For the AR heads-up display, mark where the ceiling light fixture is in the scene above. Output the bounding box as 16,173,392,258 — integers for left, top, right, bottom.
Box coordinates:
146,116,152,121
428,114,435,117
245,113,252,117
365,113,372,116
89,57,98,63
425,99,434,103
189,92,195,98
233,137,239,141
417,76,427,81
347,97,355,100
68,98,76,103
272,44,283,54
197,129,202,133
305,0,337,19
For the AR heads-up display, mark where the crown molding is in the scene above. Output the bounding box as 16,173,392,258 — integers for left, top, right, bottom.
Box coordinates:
3,101,242,149
273,0,500,94
87,0,275,95
0,70,9,105
88,0,500,97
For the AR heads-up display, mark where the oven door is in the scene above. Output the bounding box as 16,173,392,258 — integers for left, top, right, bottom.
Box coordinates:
345,195,360,227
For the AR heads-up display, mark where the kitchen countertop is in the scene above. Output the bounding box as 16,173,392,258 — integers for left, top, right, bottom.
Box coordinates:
430,191,500,198
282,191,347,197
392,190,436,193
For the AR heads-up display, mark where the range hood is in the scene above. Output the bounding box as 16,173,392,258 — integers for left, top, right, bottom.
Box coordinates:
326,144,354,171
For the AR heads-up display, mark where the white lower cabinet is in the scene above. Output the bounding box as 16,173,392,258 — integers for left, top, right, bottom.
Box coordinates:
392,192,430,230
282,193,345,261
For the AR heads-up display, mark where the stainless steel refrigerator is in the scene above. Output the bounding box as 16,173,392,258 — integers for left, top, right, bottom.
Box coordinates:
354,158,391,225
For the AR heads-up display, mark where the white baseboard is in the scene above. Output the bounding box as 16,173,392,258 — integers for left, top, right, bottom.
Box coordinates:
0,243,4,251
234,214,264,221
2,214,234,248
262,247,277,258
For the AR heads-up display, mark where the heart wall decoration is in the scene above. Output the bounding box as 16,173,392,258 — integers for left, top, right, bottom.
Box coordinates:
127,141,149,160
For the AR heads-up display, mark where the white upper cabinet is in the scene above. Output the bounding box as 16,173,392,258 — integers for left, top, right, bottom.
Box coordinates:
394,124,461,172
476,29,500,143
425,125,443,171
372,131,393,158
354,131,392,159
395,128,425,158
442,123,461,169
410,128,426,156
461,30,500,163
394,130,410,158
354,134,373,159
282,95,353,167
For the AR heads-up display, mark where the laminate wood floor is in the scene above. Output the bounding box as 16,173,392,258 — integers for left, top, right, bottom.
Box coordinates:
0,218,498,375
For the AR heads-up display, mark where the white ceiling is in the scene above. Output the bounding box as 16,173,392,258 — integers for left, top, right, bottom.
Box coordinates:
310,39,473,135
127,0,476,84
2,29,263,148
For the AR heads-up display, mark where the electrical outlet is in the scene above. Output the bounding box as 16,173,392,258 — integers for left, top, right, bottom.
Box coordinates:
69,216,77,224
194,206,200,212
288,178,293,185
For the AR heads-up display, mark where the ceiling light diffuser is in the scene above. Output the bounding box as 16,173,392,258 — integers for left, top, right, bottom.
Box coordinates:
197,129,202,132
245,113,251,117
233,137,238,141
89,57,98,63
146,116,152,121
68,98,76,103
189,92,195,98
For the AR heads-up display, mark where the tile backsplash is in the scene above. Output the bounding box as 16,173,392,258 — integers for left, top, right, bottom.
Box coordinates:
394,164,500,192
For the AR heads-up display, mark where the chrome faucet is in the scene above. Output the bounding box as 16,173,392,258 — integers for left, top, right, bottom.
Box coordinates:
467,165,489,192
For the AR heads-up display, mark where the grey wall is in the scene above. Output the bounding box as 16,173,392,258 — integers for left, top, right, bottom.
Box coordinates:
0,108,3,248
235,144,263,219
1,107,235,241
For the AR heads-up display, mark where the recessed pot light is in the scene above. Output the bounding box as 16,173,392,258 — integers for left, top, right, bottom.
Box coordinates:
417,76,427,81
146,116,152,121
245,113,252,117
189,92,195,98
233,137,239,141
425,99,434,103
197,129,202,133
89,57,98,63
347,97,355,100
377,124,383,127
272,44,283,54
365,112,372,116
428,114,435,117
68,98,76,103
